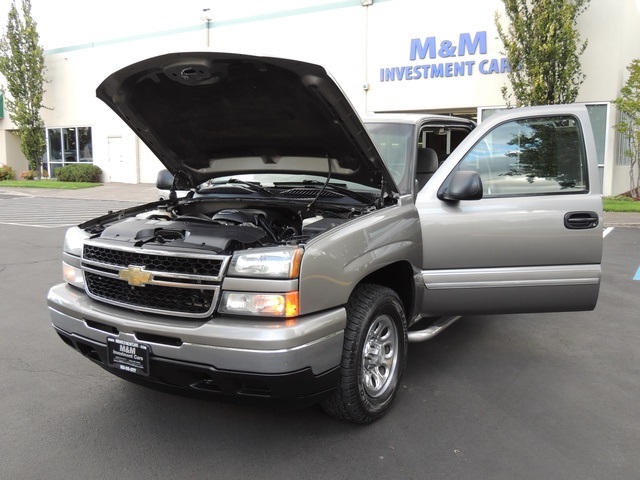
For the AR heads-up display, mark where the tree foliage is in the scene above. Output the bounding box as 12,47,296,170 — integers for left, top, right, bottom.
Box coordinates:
495,0,589,106
0,0,47,177
614,59,640,199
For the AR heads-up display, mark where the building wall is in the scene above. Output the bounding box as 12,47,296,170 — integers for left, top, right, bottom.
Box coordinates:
0,130,28,177
40,2,370,184
366,1,506,113
42,29,207,183
2,0,639,193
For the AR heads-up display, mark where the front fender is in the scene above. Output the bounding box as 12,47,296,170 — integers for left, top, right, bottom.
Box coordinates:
298,201,421,314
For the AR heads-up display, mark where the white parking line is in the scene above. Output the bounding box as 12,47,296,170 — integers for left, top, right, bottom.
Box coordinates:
603,227,614,238
0,197,137,228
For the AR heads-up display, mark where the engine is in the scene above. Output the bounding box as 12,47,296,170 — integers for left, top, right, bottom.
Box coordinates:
94,206,345,254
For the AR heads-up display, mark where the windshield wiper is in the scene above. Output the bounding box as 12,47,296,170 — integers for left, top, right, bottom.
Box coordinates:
312,181,375,205
274,180,375,205
203,178,273,196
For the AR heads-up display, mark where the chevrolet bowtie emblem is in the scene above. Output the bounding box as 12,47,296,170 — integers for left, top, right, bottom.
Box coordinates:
119,266,152,286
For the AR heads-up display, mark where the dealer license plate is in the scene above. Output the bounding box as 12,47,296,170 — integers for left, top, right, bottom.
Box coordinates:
107,337,150,376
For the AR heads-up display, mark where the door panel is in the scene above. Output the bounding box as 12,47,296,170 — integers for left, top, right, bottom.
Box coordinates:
416,105,602,316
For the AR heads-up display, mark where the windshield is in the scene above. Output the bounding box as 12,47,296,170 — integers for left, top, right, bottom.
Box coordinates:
200,123,414,194
202,173,379,192
366,123,413,193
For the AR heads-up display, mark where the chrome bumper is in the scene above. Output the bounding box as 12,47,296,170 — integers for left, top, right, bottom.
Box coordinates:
48,283,345,375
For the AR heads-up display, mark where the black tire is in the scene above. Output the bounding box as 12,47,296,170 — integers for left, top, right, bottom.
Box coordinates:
321,284,407,423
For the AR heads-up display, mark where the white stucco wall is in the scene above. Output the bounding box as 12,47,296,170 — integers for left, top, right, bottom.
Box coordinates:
0,129,27,176
1,0,638,192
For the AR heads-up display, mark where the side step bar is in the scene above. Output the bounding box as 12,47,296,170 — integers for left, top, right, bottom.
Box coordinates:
407,316,461,343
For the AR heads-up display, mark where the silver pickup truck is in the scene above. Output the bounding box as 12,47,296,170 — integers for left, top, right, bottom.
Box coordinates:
48,52,603,423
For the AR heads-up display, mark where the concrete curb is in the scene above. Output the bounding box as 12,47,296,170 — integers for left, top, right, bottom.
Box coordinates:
603,212,640,228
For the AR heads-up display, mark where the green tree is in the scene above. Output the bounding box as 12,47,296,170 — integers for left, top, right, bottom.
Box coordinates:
614,59,640,199
495,0,589,106
0,0,47,177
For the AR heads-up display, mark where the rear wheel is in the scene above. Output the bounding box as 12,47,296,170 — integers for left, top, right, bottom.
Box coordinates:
322,284,407,423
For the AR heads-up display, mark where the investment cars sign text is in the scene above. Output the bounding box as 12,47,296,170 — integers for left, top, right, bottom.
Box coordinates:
379,31,510,82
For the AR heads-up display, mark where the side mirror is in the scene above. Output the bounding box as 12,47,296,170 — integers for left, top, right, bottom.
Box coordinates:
156,169,189,190
156,169,174,190
437,170,483,201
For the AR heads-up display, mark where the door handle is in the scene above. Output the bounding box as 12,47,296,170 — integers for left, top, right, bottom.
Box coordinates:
564,211,599,229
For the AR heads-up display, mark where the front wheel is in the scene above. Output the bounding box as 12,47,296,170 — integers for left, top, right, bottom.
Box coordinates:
321,284,407,423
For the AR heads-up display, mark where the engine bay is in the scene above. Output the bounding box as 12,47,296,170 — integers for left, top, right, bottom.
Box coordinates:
86,198,371,254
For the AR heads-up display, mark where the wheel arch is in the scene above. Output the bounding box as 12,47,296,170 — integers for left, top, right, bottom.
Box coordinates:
321,282,408,423
357,261,415,323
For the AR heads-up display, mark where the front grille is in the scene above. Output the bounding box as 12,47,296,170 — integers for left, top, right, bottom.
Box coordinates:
83,244,223,277
85,272,216,315
82,241,228,317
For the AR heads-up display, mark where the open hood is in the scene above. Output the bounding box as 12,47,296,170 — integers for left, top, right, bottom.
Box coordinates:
97,52,397,195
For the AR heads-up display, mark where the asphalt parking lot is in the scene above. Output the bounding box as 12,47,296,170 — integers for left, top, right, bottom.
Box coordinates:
0,187,638,479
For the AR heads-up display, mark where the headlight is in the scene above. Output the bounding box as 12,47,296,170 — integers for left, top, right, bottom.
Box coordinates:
63,226,90,256
219,291,299,317
62,227,88,288
228,247,303,279
62,261,85,289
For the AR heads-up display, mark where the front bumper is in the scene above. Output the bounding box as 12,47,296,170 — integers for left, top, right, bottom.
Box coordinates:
48,283,346,401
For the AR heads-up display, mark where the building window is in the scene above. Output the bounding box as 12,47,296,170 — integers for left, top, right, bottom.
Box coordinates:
585,103,608,192
478,107,506,122
585,104,607,168
45,127,92,177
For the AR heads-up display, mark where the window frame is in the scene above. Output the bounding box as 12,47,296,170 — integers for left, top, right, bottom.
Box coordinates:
45,126,93,177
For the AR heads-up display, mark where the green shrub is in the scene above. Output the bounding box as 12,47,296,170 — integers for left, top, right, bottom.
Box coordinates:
0,164,16,181
55,164,102,183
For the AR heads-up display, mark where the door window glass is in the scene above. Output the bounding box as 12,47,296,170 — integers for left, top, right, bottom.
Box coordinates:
78,127,93,162
457,116,587,196
366,122,413,192
62,128,77,161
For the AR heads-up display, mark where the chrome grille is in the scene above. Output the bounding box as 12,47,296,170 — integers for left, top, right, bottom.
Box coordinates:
84,273,216,315
83,244,223,277
81,241,229,317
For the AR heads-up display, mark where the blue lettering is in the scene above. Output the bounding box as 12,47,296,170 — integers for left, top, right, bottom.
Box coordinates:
411,32,487,60
379,59,480,82
382,67,398,81
466,61,475,74
445,63,453,77
439,41,456,58
410,37,436,60
479,58,509,75
458,32,487,56
406,66,414,80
